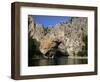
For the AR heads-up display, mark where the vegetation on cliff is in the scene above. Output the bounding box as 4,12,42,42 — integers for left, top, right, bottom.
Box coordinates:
28,15,88,59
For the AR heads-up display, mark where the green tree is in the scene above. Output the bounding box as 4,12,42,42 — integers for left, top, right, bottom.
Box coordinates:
77,34,88,57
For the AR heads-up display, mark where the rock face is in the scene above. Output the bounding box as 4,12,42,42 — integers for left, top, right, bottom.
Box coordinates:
28,16,87,58
28,15,45,41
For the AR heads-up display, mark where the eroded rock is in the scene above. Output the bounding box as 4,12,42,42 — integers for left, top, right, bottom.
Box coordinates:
28,16,87,58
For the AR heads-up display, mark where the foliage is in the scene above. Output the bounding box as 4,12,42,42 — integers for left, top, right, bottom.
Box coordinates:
77,34,88,57
28,35,43,65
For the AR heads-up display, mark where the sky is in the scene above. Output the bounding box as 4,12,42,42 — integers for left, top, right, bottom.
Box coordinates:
32,15,71,28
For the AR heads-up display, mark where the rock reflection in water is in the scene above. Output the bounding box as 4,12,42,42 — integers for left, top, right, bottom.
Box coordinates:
28,56,87,66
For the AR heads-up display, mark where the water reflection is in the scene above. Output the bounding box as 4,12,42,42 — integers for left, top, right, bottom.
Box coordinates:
28,56,88,66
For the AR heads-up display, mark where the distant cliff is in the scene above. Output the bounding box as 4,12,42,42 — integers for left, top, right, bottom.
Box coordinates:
28,15,87,58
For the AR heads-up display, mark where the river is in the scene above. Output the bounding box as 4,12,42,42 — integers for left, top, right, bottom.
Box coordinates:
28,56,88,66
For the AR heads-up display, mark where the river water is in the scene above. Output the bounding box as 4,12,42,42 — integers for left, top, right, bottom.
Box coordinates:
28,56,88,66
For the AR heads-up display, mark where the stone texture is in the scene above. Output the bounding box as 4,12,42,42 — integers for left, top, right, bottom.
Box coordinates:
28,15,45,42
28,16,87,57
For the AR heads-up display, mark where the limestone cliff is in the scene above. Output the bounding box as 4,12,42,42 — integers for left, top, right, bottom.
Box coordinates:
28,16,87,58
28,15,45,41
